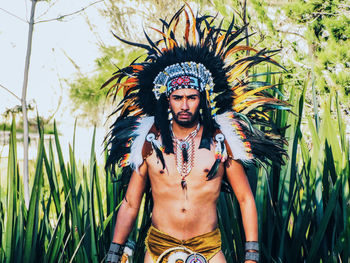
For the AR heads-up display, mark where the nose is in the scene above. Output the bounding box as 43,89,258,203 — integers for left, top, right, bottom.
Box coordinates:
181,98,189,111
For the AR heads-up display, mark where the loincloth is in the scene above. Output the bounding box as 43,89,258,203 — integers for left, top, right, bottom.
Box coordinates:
145,225,221,263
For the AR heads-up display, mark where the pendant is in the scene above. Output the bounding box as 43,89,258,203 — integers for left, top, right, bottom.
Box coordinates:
179,141,189,150
181,178,187,189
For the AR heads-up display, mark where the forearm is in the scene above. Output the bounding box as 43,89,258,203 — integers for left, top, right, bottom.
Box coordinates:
239,196,258,242
239,197,259,263
112,199,140,244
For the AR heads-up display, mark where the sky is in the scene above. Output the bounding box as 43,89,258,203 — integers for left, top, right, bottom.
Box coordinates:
0,0,117,163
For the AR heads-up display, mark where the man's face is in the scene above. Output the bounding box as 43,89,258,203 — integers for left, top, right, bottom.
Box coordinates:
168,88,200,127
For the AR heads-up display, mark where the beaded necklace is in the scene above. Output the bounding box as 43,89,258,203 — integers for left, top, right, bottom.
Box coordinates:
171,123,200,190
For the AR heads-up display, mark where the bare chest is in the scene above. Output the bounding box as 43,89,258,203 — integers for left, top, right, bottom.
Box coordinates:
146,139,224,193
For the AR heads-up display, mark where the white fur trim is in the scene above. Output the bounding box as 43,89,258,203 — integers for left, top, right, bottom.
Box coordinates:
215,112,252,161
129,116,155,171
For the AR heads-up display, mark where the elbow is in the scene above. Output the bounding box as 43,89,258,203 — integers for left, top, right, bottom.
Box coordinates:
238,194,256,207
119,198,141,217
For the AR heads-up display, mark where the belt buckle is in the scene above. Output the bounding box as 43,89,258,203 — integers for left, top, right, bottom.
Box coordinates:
161,247,208,263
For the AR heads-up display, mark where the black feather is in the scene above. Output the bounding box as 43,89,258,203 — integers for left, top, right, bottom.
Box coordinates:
206,158,221,180
152,141,166,170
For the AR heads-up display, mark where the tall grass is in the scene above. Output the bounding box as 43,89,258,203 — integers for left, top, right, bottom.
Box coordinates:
218,88,349,263
0,90,349,262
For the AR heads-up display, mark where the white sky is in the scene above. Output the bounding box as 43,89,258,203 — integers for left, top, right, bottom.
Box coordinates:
0,0,117,163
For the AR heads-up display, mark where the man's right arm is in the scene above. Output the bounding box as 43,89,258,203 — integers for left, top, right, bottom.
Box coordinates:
107,161,148,262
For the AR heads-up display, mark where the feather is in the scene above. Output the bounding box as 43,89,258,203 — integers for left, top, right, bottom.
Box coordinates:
215,112,253,161
143,29,162,55
206,158,221,180
185,2,198,45
152,140,166,170
217,14,235,55
129,117,155,171
111,31,153,52
184,10,190,42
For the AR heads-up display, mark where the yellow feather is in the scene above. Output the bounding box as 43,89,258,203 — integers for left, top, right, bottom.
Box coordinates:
224,46,258,59
185,2,197,45
227,61,251,82
215,34,226,56
233,85,274,105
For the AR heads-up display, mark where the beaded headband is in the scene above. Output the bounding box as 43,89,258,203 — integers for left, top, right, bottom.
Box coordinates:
153,61,214,99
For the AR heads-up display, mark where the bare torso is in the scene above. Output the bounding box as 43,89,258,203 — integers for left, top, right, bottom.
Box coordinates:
146,127,225,240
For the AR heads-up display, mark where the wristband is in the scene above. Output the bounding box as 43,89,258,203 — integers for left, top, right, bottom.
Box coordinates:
245,251,259,262
106,242,125,263
245,241,259,252
245,241,259,262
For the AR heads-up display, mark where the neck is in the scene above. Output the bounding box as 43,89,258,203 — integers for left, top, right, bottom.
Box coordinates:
171,120,200,140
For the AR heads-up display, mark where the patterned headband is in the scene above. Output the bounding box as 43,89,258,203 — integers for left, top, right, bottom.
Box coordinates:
153,61,214,99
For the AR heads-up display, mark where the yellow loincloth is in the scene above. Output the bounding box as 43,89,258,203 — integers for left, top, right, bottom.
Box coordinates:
145,225,222,263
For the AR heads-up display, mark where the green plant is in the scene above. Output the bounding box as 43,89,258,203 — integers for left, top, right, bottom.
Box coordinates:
1,87,349,262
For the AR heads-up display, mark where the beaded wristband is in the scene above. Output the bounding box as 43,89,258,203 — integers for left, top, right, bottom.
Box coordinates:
106,242,125,263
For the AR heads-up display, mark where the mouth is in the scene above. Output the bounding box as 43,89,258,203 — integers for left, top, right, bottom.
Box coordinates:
178,113,191,118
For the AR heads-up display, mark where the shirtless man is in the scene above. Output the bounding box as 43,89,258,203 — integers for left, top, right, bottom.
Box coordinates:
104,5,286,263
106,89,259,263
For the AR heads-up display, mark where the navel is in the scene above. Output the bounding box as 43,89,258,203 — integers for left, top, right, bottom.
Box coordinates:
204,168,209,173
159,170,165,174
181,208,187,213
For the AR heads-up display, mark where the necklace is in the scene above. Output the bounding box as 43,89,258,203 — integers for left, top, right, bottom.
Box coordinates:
171,123,200,190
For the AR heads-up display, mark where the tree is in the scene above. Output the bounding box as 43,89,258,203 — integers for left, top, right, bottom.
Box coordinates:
0,0,104,208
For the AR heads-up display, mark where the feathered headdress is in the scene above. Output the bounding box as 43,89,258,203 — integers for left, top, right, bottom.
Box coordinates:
104,4,288,182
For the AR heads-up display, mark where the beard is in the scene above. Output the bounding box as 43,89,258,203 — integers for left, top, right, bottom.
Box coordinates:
170,108,200,128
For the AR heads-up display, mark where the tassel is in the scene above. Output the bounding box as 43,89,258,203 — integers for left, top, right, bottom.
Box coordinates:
206,158,221,180
147,132,166,170
151,140,166,170
207,133,226,180
182,147,188,163
181,177,187,189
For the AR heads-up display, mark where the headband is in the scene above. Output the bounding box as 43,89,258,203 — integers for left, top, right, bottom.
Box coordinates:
153,61,214,99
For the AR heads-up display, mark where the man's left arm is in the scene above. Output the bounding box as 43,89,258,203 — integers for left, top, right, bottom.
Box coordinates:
225,158,259,263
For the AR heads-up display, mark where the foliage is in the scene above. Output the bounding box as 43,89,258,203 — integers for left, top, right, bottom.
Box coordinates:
1,81,349,262
67,45,144,125
242,0,350,103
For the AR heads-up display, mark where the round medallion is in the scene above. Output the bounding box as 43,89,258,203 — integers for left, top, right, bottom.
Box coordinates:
185,253,207,263
179,141,189,150
146,133,155,142
168,251,189,263
215,133,225,142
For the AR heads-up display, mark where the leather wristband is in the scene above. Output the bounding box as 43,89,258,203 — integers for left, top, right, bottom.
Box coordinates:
245,241,259,252
106,242,125,263
245,241,259,262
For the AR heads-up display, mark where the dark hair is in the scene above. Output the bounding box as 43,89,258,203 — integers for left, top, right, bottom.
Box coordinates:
155,93,173,154
198,91,219,150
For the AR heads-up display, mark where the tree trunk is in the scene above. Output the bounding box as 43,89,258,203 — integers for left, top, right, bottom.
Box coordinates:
22,0,37,209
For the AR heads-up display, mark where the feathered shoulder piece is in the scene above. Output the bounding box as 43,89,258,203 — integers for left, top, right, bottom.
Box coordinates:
215,111,286,165
106,116,164,175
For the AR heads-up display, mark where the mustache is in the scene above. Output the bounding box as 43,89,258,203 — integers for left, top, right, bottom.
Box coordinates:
176,111,192,116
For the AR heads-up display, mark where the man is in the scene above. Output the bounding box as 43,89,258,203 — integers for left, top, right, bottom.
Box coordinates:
104,5,286,263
